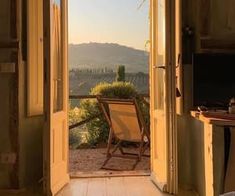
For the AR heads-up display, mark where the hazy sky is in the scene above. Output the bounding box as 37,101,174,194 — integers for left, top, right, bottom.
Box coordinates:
68,0,149,50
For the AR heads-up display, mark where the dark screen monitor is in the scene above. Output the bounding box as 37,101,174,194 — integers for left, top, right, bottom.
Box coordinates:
193,53,235,108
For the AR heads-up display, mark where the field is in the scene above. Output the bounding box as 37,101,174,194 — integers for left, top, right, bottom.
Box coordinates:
70,72,149,97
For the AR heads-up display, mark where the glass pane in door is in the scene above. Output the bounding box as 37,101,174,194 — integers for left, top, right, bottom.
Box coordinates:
155,0,166,110
52,0,63,112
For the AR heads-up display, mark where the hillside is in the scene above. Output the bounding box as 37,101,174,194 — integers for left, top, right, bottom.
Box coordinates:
68,43,149,73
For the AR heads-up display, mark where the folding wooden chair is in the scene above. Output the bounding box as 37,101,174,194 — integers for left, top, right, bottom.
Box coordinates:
97,97,150,170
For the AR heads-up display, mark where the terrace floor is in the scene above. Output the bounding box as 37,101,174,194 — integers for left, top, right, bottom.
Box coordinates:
69,147,150,175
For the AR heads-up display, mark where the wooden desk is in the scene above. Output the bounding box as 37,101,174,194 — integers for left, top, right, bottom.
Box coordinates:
191,111,235,126
191,111,235,195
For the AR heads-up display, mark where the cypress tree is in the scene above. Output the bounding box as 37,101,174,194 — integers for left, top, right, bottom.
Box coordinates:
116,65,125,82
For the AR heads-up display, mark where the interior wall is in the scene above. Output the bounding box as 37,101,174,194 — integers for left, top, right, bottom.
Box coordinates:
18,0,44,188
0,0,14,189
210,0,235,38
0,73,14,188
0,0,44,189
0,1,10,40
18,60,44,188
177,0,210,192
177,63,195,190
178,0,235,194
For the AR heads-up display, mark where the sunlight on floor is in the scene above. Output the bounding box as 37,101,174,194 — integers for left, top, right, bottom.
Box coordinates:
57,176,197,196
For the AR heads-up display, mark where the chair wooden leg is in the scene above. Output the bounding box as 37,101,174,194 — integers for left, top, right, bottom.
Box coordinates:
101,156,112,169
102,133,150,170
138,131,145,161
118,143,125,155
132,158,140,170
138,141,144,161
106,129,113,158
142,142,150,156
111,140,122,155
101,140,122,170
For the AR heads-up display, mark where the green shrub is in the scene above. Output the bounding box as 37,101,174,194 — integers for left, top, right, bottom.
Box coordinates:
79,82,149,146
69,106,81,126
69,129,82,149
69,107,82,148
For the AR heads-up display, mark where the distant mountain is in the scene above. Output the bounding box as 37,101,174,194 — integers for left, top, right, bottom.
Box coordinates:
68,42,149,73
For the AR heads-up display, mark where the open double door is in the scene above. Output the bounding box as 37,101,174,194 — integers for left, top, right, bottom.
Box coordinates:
43,0,180,195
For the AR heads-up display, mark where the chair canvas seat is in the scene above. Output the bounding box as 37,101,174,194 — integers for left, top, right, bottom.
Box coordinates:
97,97,150,170
109,103,142,142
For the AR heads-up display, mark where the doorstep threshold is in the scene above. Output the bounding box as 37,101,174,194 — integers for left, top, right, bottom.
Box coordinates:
70,170,151,178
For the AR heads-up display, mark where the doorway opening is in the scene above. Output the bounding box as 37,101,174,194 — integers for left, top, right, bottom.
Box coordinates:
68,0,150,176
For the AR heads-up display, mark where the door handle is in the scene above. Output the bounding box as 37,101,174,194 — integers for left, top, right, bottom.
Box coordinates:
153,65,166,69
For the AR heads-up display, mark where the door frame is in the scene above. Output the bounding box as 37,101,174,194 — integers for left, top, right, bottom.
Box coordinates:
42,0,178,194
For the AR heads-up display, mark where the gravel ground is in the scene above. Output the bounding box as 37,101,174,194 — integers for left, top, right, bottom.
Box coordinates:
69,147,150,172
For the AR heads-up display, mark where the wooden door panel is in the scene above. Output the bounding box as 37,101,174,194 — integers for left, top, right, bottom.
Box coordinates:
150,0,177,194
153,111,167,179
44,0,69,195
150,0,168,186
52,119,66,163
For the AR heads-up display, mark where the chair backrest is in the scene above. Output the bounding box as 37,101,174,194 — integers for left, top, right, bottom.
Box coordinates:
97,98,146,142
